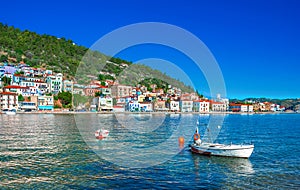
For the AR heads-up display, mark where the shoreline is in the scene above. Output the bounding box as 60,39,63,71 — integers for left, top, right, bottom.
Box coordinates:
1,111,297,115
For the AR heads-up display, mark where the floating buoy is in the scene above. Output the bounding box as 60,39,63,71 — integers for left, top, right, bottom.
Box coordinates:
193,133,200,141
178,136,185,148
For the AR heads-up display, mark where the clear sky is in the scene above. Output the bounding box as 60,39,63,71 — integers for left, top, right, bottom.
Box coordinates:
1,0,299,99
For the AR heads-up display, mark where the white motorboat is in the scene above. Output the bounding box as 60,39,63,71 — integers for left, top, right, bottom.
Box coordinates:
190,127,254,158
190,142,254,158
95,129,109,140
5,110,16,115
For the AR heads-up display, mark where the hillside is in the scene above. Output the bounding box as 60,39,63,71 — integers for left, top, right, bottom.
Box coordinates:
0,23,193,93
230,97,300,110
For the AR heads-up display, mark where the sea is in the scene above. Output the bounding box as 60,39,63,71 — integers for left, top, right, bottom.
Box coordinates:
0,113,299,189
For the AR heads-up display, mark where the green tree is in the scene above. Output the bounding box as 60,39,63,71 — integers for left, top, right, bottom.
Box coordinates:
95,91,102,97
0,54,8,62
57,91,72,108
18,94,25,101
101,81,106,86
1,76,11,86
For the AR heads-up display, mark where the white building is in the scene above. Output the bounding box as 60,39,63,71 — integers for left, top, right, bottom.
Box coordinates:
46,73,63,94
0,92,18,110
128,100,140,112
19,102,37,111
93,97,113,111
193,100,210,112
211,101,227,112
139,102,153,112
240,105,248,112
180,100,193,112
248,105,254,112
170,101,180,112
216,94,229,111
113,105,125,112
3,85,31,96
63,80,73,93
239,104,254,112
100,87,111,96
38,95,54,111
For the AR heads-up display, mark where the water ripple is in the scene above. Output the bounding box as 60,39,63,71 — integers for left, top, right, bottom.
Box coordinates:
0,114,299,189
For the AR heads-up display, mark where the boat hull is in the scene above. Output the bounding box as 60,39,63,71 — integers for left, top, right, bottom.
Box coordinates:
5,111,16,115
190,143,254,158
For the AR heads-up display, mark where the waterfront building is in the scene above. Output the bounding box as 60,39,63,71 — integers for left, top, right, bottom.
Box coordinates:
139,102,153,112
193,100,201,112
128,100,140,112
93,97,113,111
229,103,242,112
170,100,180,112
19,102,37,111
215,94,229,111
180,100,193,112
259,103,266,111
264,102,272,112
0,92,18,110
253,103,260,112
113,105,125,112
38,95,54,111
154,100,167,111
210,101,227,112
18,96,38,111
229,103,253,112
193,100,210,112
240,105,249,112
248,105,254,112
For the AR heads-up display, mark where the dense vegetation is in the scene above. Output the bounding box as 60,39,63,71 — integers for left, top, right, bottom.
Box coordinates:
0,22,193,93
0,23,86,76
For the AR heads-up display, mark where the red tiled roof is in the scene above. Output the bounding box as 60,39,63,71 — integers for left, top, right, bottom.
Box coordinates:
210,101,224,104
193,100,209,102
14,74,24,77
0,92,17,95
113,105,124,108
4,85,29,89
181,94,190,97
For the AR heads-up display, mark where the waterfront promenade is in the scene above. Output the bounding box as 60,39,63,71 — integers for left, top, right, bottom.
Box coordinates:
1,110,295,115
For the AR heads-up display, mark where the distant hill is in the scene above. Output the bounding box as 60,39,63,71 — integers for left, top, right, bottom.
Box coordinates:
230,97,300,110
0,23,193,93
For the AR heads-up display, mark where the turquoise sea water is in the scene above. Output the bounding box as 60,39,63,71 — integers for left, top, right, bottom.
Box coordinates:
0,113,299,189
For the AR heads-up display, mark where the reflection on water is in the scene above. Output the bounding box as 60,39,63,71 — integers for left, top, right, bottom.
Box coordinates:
191,154,254,177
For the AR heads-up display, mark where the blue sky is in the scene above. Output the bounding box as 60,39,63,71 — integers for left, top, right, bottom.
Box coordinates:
1,0,299,99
